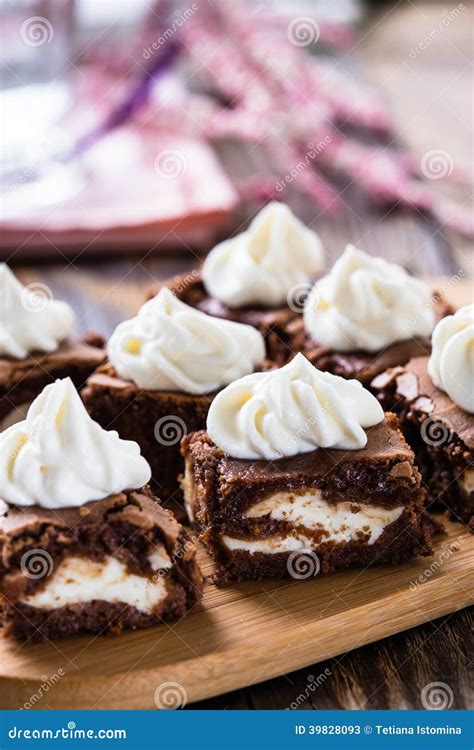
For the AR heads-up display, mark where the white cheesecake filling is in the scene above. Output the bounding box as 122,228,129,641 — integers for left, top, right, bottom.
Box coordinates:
0,401,31,432
21,555,169,615
223,491,404,552
458,468,474,495
181,459,195,522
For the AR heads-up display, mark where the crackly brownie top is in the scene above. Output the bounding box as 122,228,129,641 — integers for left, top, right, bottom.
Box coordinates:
182,414,421,511
394,356,474,449
0,487,179,543
287,325,433,383
287,290,453,383
84,362,218,402
0,334,105,388
148,271,295,324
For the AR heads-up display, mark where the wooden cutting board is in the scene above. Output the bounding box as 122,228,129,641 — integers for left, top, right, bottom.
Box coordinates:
1,515,472,709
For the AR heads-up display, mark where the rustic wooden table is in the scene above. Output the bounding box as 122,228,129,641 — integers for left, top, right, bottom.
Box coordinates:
7,1,473,710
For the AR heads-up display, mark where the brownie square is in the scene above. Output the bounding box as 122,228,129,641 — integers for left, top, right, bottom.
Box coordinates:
82,363,216,503
372,356,474,523
0,487,203,641
0,333,105,428
146,271,299,365
181,414,433,582
283,292,453,387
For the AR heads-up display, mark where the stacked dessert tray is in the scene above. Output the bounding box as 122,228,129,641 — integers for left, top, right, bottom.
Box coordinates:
0,275,472,710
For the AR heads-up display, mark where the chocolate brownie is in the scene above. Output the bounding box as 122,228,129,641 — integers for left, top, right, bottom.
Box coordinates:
82,364,216,503
0,333,105,427
0,488,203,641
284,292,453,386
146,271,299,365
181,414,433,582
372,356,474,523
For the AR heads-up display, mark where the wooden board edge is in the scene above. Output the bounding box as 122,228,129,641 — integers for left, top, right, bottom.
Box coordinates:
1,572,471,710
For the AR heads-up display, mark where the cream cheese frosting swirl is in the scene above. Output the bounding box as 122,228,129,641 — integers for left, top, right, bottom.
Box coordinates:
202,201,324,308
428,304,474,413
0,263,75,359
207,353,384,459
0,378,151,509
107,288,265,393
303,245,435,352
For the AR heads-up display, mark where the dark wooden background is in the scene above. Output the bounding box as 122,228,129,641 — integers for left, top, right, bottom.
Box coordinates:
8,1,473,709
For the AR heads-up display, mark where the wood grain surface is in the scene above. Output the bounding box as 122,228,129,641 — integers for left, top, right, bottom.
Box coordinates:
1,516,472,710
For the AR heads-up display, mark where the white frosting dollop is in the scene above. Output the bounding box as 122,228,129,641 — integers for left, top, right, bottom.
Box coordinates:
207,353,384,459
107,288,265,394
428,305,474,413
303,245,435,352
202,202,324,308
0,378,151,509
0,263,75,359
